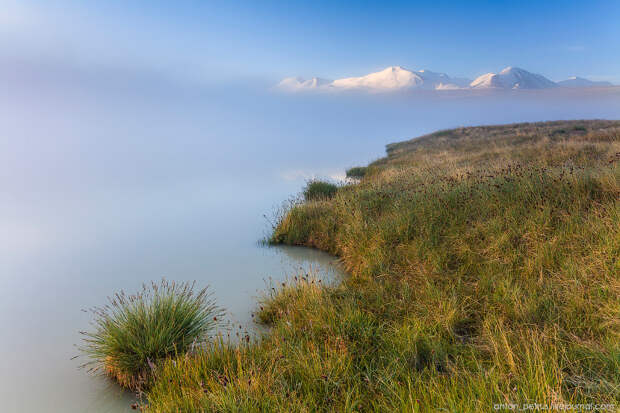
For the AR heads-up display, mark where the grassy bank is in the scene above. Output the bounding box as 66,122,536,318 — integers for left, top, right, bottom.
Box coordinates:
144,120,619,412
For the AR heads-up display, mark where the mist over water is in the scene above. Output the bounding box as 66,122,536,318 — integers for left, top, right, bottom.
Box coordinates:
1,69,619,411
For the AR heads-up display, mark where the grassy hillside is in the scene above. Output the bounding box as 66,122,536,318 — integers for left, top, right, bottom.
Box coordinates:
144,120,619,412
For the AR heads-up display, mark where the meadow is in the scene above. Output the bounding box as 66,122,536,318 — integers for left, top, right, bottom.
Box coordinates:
93,120,619,412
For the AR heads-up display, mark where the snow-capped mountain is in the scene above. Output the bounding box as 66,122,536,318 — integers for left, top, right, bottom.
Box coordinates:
277,66,615,92
279,66,471,92
330,66,470,90
470,67,556,89
331,66,423,90
557,76,613,88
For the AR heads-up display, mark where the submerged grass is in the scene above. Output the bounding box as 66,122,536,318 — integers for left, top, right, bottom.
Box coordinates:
81,279,223,391
143,120,619,411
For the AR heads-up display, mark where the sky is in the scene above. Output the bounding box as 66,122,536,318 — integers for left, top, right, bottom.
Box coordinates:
2,0,620,85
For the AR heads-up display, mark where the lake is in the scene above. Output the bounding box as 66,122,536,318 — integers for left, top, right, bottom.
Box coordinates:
1,72,619,411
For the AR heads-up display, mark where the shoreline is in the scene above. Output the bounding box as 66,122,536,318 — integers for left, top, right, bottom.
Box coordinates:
140,119,619,411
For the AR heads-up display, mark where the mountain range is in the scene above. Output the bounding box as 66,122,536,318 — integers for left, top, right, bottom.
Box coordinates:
278,66,615,92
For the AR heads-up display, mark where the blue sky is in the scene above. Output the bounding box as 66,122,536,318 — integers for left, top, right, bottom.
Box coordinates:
2,0,620,83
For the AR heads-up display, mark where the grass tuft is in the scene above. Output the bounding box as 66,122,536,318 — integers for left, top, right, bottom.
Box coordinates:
346,166,368,178
80,279,223,391
303,179,338,201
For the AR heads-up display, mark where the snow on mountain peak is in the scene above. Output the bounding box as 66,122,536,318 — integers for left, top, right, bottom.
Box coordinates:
471,67,556,89
323,66,471,91
500,66,522,74
276,66,614,93
331,66,423,90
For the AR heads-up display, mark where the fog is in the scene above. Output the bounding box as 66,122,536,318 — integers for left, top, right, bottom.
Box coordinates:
0,65,619,411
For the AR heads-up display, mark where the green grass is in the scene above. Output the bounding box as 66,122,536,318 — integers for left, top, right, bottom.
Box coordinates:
142,120,619,412
346,166,368,178
80,280,223,391
303,179,339,201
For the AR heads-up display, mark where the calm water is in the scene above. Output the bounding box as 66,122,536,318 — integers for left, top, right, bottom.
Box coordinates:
1,72,619,411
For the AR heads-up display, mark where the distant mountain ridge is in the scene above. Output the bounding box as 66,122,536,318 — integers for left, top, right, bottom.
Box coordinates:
470,67,557,89
278,66,615,92
556,77,613,88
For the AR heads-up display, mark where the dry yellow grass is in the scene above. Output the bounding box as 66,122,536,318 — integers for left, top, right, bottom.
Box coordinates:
144,120,619,412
